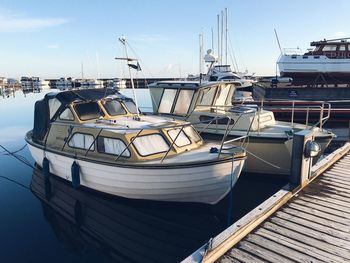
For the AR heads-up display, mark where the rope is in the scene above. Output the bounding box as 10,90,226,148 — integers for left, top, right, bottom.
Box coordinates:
244,148,282,170
227,155,235,226
0,174,30,190
0,144,35,169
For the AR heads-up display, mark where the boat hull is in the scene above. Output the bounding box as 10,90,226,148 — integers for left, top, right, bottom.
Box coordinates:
202,132,332,176
278,55,350,85
27,143,245,205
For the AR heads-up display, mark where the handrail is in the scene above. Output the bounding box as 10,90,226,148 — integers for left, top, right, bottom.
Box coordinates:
161,125,185,163
115,129,144,162
237,99,332,129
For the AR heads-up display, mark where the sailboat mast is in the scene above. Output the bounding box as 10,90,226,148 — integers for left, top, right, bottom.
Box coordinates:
119,36,140,119
225,8,228,65
217,14,220,64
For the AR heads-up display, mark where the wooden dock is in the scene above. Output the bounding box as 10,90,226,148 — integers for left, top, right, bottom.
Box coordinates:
183,137,350,263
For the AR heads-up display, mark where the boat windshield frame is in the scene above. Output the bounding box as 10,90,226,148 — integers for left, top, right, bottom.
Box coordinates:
74,101,105,121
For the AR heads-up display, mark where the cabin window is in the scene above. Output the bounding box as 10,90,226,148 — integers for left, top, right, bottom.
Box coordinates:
59,108,74,120
123,100,139,114
68,133,95,150
291,55,297,59
184,126,201,142
314,56,320,59
302,56,308,59
198,87,217,106
322,45,337,51
173,89,195,115
48,98,62,119
339,45,346,51
132,134,169,156
97,137,130,157
158,89,177,113
103,100,126,116
168,128,191,147
215,84,231,105
74,102,103,121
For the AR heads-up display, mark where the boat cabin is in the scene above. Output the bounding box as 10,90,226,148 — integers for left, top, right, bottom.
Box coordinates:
149,81,276,132
31,89,204,162
303,38,350,59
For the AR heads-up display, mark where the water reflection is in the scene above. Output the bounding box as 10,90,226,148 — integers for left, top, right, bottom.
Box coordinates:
30,167,224,263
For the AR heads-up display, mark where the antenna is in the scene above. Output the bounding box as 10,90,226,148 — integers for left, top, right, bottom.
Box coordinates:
81,61,84,80
117,36,140,120
211,27,214,52
199,33,204,75
274,28,283,54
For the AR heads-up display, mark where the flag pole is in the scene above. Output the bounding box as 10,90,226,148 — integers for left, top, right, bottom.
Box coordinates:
118,36,140,120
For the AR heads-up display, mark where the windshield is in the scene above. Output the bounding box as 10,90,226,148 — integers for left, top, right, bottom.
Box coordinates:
123,100,139,114
102,100,127,116
74,102,103,121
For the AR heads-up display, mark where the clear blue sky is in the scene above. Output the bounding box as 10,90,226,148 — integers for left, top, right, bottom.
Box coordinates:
1,0,349,79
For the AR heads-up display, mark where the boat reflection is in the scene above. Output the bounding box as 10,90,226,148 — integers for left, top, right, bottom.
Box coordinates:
30,167,224,263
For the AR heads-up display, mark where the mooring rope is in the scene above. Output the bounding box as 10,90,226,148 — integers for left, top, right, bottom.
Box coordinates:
0,144,35,169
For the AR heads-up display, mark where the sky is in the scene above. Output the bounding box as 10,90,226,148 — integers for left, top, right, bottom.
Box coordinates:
1,0,350,79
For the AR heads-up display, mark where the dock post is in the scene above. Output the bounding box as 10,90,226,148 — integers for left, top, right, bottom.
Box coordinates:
289,130,319,188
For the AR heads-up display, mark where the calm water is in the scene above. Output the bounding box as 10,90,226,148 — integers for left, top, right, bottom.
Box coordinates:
0,89,286,263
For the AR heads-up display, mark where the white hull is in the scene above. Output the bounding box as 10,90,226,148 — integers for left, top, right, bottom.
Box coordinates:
200,127,332,175
278,55,350,74
28,144,245,205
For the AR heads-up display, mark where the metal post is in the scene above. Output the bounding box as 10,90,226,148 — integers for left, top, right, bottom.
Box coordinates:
289,130,314,187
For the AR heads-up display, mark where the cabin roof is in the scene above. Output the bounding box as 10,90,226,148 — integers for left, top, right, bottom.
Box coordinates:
149,80,236,90
311,38,350,46
45,88,127,104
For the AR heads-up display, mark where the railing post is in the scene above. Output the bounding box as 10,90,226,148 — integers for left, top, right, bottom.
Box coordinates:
289,130,316,188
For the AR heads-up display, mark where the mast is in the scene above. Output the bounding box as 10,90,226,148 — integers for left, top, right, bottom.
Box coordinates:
118,36,140,120
274,28,283,55
199,33,204,76
225,8,228,65
220,10,224,65
217,14,220,64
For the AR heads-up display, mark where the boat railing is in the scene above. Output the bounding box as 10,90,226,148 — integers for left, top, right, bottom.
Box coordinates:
51,116,247,163
282,47,304,55
260,100,331,129
235,99,331,130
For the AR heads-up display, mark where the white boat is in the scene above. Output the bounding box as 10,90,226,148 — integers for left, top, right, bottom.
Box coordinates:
25,89,246,205
277,38,350,85
149,81,334,176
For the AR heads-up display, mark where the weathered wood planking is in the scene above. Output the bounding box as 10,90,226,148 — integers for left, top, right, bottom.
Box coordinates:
216,150,350,263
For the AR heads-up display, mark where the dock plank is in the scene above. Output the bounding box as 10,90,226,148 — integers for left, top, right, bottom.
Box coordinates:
279,208,350,233
224,248,266,263
237,241,295,263
245,233,318,262
255,228,344,263
274,210,350,241
262,221,350,259
269,217,350,250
